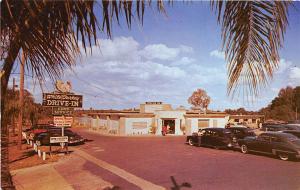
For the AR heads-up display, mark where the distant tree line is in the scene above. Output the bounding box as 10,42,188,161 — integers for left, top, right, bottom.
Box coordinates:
224,86,300,122
259,86,300,122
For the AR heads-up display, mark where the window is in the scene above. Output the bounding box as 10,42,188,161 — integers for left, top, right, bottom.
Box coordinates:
198,119,209,128
132,122,147,129
234,119,239,122
252,119,256,123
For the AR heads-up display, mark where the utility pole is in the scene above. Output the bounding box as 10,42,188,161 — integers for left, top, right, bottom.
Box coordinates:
296,107,298,121
12,78,16,135
18,52,25,150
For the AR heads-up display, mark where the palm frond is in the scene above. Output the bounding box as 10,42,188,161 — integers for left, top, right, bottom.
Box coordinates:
1,0,165,85
212,1,291,99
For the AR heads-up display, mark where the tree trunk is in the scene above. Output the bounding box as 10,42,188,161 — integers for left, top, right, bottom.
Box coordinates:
1,41,21,190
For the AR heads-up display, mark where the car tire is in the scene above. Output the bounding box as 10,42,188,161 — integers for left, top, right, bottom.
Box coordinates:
188,139,194,146
278,152,289,161
241,144,248,154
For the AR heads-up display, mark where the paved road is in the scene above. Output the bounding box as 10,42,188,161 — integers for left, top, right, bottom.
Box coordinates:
73,129,300,190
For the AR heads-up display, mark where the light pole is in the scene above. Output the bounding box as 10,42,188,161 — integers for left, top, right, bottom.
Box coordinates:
17,52,25,150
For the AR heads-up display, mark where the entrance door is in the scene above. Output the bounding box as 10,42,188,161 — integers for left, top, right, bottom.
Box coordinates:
163,119,175,134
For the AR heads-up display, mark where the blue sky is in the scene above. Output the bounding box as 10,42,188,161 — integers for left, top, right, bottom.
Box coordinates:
9,1,300,111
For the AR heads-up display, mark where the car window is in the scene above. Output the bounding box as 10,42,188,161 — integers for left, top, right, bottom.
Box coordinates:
258,135,270,142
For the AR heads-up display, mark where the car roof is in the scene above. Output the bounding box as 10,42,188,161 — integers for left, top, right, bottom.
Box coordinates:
228,127,248,129
282,130,300,134
261,132,296,138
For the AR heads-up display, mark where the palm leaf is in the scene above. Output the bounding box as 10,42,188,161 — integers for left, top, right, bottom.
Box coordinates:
212,1,291,99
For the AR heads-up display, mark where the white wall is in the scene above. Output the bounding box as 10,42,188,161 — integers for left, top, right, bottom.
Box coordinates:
125,118,153,135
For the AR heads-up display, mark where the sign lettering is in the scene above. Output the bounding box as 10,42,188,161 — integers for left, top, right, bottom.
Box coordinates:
43,93,82,108
50,136,68,143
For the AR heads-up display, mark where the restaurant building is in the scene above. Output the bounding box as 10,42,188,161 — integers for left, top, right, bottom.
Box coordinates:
74,102,230,135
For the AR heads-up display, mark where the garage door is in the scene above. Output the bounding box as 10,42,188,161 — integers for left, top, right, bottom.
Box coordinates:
198,119,209,128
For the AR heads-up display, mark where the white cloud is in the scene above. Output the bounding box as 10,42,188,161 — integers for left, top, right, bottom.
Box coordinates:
288,67,300,86
140,44,180,60
209,50,225,59
276,59,292,74
140,44,193,61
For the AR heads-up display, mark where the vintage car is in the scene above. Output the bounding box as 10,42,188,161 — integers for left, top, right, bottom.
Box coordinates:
238,132,300,161
34,129,85,146
260,124,288,132
284,124,300,131
227,127,256,140
186,128,235,149
281,130,300,138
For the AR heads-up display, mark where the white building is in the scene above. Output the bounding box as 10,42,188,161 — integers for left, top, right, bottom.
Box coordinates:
74,102,229,136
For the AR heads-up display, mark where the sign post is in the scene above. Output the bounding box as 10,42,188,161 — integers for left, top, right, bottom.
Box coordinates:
42,81,82,156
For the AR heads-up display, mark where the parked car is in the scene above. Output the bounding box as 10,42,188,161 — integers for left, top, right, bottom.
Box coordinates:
281,130,300,138
238,132,300,161
283,124,300,131
260,124,288,132
186,128,235,149
227,127,256,140
34,129,84,146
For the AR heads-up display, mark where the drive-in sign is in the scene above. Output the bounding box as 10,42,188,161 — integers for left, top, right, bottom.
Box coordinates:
54,116,73,127
42,93,82,108
50,136,68,143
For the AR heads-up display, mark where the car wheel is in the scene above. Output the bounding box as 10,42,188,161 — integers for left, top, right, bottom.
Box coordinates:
278,153,289,161
188,139,194,146
214,146,220,150
241,144,248,154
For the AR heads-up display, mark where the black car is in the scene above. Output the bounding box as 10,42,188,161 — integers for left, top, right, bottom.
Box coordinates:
283,124,300,131
281,130,300,138
186,128,235,149
238,132,300,161
227,127,256,140
34,129,85,146
260,124,288,132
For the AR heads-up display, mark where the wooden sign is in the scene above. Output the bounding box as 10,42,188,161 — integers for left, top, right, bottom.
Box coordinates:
43,93,82,108
54,116,73,127
52,107,74,116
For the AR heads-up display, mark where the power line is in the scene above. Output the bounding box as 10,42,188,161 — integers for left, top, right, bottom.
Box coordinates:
71,73,137,103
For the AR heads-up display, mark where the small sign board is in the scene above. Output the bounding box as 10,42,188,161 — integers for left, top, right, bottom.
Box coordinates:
52,107,74,116
50,136,68,143
43,93,82,108
54,116,73,127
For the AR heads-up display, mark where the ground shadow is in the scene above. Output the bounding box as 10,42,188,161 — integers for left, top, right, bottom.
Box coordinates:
170,176,192,190
9,150,36,164
84,139,94,142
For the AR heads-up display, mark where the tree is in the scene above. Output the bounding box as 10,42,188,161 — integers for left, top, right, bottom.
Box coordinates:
0,1,293,188
188,89,211,113
259,86,300,122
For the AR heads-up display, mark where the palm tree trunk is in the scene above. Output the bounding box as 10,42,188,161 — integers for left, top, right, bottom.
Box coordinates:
1,40,21,190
